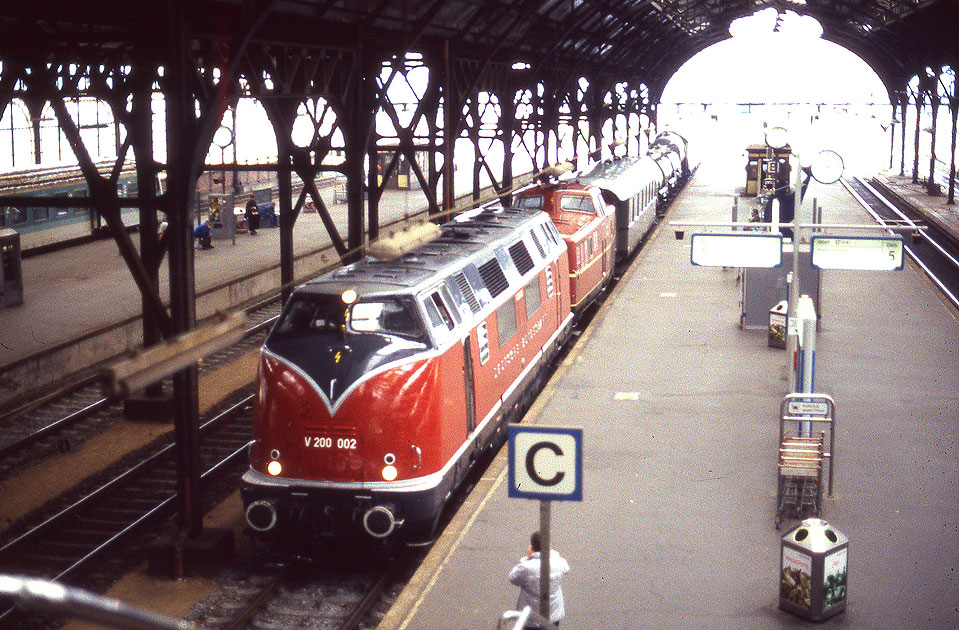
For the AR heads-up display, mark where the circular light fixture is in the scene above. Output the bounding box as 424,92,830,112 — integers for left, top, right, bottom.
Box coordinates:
212,125,234,149
341,289,358,304
381,465,398,481
765,126,789,149
267,460,282,476
810,150,844,184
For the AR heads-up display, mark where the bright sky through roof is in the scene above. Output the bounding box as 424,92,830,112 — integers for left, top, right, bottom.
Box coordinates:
661,9,889,106
660,9,894,176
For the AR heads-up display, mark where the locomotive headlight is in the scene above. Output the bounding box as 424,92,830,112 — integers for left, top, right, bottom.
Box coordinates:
341,289,358,304
381,465,398,481
267,460,282,476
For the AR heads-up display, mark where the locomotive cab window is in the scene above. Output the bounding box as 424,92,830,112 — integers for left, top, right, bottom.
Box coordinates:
559,194,595,214
350,298,424,339
514,195,543,210
274,296,347,336
422,288,459,343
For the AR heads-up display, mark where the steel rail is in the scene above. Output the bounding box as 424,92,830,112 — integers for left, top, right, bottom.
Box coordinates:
0,305,276,469
0,396,254,625
0,374,100,426
0,397,113,461
844,177,959,310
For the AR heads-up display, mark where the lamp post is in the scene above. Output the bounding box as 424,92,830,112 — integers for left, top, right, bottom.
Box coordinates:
764,127,844,393
212,124,234,194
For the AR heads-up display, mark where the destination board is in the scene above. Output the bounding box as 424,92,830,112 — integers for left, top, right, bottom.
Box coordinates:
811,236,904,270
690,233,783,268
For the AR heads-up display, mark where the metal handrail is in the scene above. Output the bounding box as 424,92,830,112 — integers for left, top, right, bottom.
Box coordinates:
0,574,191,630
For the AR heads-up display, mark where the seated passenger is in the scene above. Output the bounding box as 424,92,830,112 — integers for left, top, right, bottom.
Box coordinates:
194,220,214,249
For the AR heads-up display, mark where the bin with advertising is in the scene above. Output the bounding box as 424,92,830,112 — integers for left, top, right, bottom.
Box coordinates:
779,518,848,621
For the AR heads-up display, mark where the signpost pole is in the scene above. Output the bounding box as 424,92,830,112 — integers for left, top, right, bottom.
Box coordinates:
507,426,582,630
787,155,802,393
539,500,551,626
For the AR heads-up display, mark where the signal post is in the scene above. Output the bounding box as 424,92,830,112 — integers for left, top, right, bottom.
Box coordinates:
507,426,583,627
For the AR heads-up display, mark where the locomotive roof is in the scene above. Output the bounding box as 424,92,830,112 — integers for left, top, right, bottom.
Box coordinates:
296,206,548,297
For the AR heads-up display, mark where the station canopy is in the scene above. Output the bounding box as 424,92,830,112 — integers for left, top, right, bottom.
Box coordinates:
0,1,955,93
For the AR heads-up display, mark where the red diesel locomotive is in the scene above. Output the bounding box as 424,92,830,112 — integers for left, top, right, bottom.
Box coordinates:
513,131,690,310
513,182,615,313
241,207,571,545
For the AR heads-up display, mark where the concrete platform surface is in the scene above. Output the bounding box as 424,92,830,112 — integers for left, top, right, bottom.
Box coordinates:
380,158,959,630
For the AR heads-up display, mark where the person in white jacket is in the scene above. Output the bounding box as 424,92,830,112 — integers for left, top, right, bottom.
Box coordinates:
508,531,570,628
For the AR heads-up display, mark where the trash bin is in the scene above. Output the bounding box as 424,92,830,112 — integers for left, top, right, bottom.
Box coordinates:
768,300,787,348
779,518,848,621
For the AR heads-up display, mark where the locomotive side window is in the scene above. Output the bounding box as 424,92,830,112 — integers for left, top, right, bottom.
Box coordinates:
525,276,542,319
496,299,517,347
514,195,543,210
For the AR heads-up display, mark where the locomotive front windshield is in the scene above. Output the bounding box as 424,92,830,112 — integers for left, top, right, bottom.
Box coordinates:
559,194,596,214
272,294,425,341
513,195,543,210
349,299,423,338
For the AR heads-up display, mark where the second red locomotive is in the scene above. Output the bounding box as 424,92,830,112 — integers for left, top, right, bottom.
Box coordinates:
513,131,691,310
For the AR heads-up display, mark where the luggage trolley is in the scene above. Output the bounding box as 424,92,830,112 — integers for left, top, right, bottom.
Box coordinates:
776,394,837,529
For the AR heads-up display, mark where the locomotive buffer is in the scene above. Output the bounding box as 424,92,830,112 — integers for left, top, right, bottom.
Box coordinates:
507,425,583,627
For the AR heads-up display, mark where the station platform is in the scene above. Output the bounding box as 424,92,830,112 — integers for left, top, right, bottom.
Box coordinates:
380,160,959,629
0,188,428,405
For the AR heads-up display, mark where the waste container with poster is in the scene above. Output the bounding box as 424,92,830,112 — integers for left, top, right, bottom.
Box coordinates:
779,518,848,621
768,300,787,348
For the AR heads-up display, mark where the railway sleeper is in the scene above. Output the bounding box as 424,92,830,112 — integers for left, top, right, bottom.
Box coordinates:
110,496,170,510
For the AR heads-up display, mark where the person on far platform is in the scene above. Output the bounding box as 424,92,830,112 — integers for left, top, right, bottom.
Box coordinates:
245,195,260,234
193,219,214,249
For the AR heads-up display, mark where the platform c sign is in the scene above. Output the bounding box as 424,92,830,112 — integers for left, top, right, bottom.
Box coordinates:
507,426,583,501
526,441,565,486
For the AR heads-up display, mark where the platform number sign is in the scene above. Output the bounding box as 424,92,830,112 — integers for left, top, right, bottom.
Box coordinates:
507,426,583,501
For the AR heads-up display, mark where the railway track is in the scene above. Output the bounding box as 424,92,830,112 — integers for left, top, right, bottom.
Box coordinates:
844,177,959,309
0,299,281,482
0,394,255,629
193,549,419,630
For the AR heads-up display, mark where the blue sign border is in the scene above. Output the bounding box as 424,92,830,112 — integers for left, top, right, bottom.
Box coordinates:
507,425,583,501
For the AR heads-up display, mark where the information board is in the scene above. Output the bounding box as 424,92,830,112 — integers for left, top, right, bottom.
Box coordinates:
810,236,904,271
690,233,783,268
